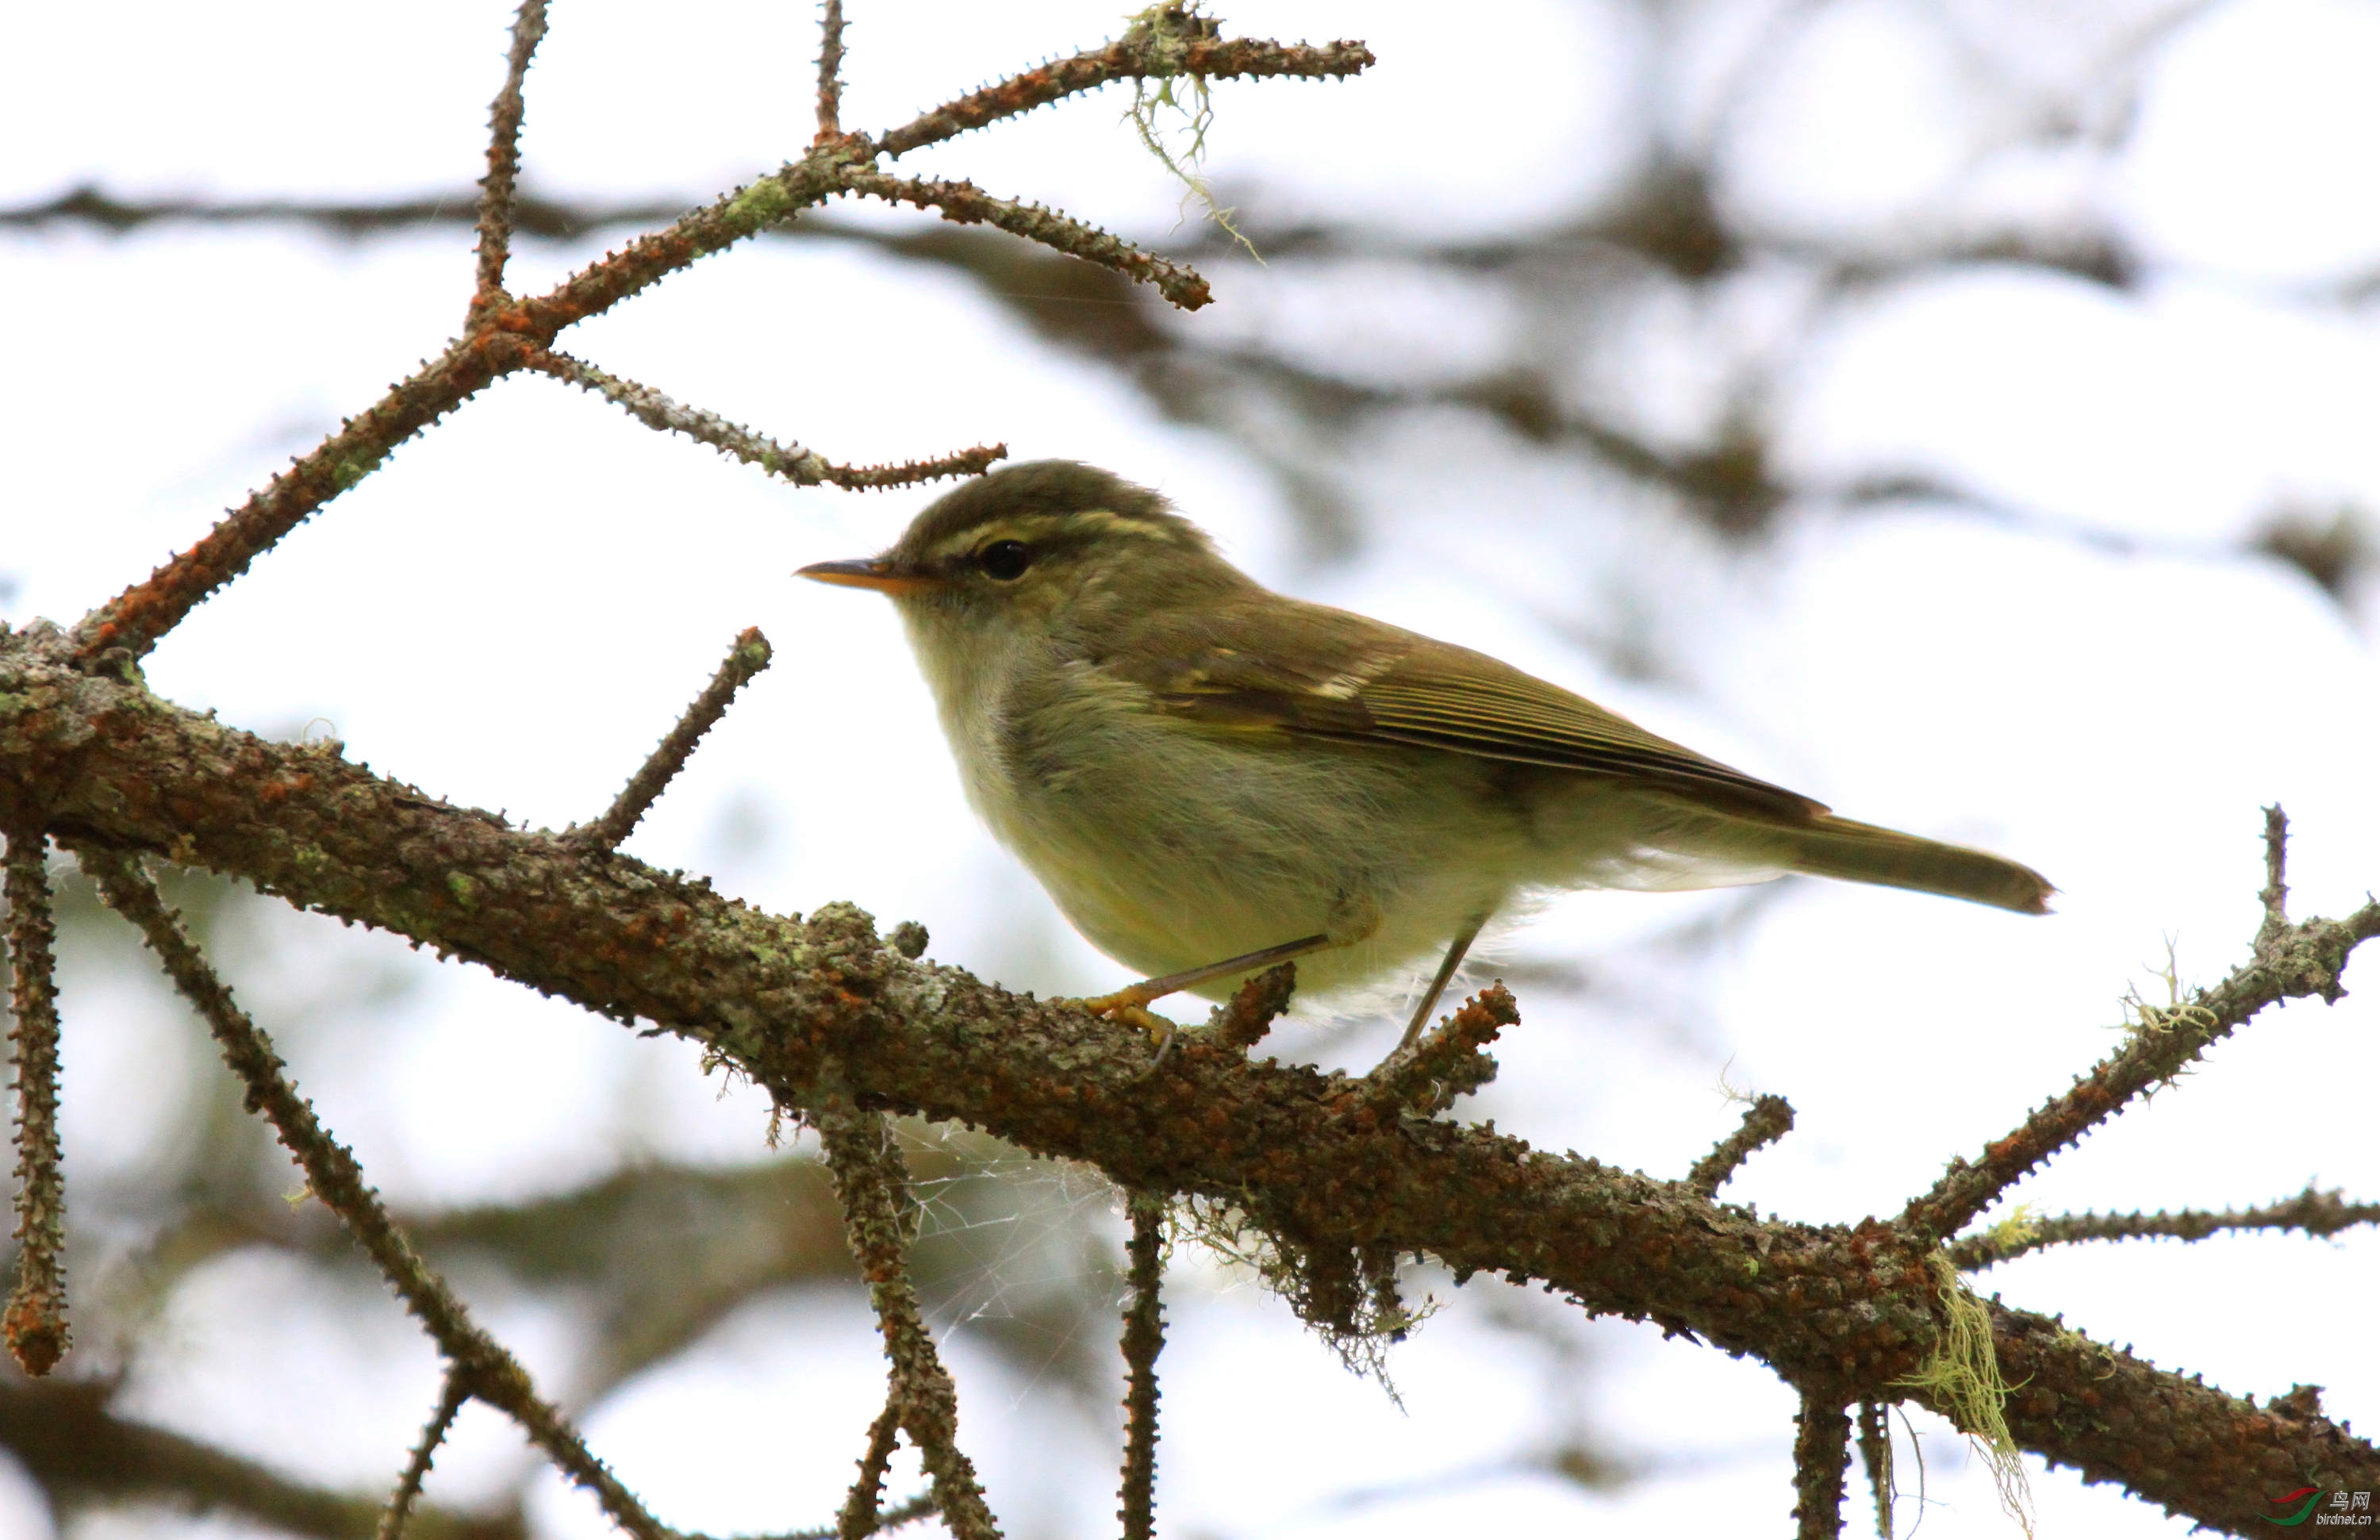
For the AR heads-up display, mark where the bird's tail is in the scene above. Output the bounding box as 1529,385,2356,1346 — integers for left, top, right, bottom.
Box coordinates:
1778,813,2054,915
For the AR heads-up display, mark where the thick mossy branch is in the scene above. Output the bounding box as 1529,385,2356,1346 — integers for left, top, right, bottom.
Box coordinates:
3,629,2376,1530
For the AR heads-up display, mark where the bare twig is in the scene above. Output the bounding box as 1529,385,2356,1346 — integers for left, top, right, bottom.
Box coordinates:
2,828,68,1375
836,1402,900,1540
378,1369,472,1540
529,350,1004,490
815,0,846,141
79,851,674,1540
472,0,551,321
1855,1402,1893,1538
840,171,1210,310
1117,1192,1166,1540
1902,809,2380,1242
2259,803,2291,941
815,1096,1001,1540
569,628,774,852
1687,1093,1796,1198
66,17,1368,666
1792,1392,1851,1540
1951,1185,2380,1271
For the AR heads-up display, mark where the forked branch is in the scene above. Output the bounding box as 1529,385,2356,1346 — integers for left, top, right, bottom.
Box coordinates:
816,1096,1001,1539
80,850,674,1540
1902,807,2379,1241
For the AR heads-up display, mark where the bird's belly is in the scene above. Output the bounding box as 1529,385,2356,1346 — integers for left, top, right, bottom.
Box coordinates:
962,716,1525,1000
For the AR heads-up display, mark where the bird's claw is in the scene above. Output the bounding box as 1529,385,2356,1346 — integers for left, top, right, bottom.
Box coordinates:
1073,990,1175,1046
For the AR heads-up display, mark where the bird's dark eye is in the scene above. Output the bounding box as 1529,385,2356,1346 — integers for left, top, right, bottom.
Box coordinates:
978,540,1032,581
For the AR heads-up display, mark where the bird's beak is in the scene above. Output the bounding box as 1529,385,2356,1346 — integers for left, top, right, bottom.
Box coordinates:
796,558,939,596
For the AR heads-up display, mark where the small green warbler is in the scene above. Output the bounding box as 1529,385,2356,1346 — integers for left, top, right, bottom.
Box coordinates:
802,461,2050,1045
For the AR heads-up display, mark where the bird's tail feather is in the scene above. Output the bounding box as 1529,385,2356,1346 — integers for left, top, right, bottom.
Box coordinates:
1779,814,2054,915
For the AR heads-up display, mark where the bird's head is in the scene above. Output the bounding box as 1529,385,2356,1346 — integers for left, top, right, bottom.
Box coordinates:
798,460,1246,652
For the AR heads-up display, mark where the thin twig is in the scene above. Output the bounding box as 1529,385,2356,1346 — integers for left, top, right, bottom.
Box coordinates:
815,1096,1002,1540
1792,1392,1852,1540
2259,803,2291,942
1117,1193,1166,1540
2,829,68,1375
1687,1093,1796,1198
840,171,1209,310
1901,808,2380,1241
837,1402,900,1540
569,628,774,852
67,23,1367,664
378,1369,473,1540
815,0,846,141
79,850,674,1540
1950,1185,2380,1271
790,1492,937,1540
0,1374,524,1540
529,350,1004,490
1855,1402,1893,1538
472,0,551,321
877,30,1374,158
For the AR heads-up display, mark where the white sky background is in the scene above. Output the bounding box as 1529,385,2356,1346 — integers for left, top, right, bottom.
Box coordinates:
6,1,2380,1536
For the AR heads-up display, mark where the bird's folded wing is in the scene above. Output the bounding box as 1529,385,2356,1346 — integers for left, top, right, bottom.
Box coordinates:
1120,615,1824,816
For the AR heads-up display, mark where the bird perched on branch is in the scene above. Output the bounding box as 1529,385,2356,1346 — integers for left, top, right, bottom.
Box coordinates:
801,460,2052,1047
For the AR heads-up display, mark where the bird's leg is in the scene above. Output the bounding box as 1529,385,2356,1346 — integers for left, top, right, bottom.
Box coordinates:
1392,911,1491,1054
1078,932,1334,1043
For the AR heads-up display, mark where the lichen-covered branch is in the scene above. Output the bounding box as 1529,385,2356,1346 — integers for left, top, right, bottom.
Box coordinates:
569,628,774,853
76,848,674,1540
5,629,2375,1530
2,826,68,1375
816,1096,1000,1540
